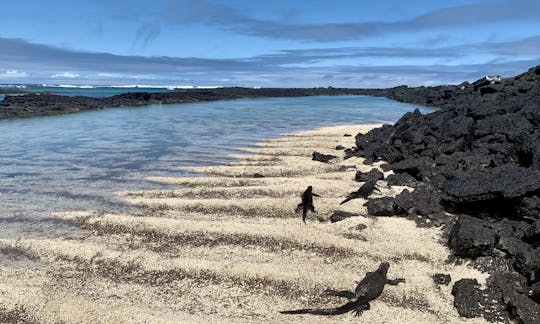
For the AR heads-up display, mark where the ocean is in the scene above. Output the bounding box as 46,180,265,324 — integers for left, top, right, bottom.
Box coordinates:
0,84,187,98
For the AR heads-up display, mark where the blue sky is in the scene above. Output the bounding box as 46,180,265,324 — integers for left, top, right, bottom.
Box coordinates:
1,0,539,87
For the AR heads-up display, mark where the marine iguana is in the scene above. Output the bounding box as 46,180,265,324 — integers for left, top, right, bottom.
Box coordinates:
280,262,405,316
295,186,320,223
340,179,381,205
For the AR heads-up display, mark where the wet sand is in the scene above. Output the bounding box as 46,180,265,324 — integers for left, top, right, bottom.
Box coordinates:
0,124,489,323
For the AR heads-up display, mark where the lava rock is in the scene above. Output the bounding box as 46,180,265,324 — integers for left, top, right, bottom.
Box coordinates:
386,173,417,187
394,187,444,216
433,273,451,286
448,214,497,258
451,277,517,323
443,165,540,204
335,145,346,150
530,282,540,303
329,211,358,223
312,151,338,163
523,220,540,247
488,273,540,324
355,168,384,182
517,196,540,220
364,197,397,216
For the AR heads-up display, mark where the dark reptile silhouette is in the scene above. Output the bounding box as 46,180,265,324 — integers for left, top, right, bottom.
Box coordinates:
340,179,381,205
280,262,405,316
295,186,320,223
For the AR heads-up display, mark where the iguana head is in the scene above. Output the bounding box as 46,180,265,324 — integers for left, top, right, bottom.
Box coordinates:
378,262,390,275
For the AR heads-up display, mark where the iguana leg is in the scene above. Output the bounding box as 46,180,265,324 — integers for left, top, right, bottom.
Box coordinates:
310,205,316,213
295,203,303,213
323,289,355,299
386,278,406,285
353,302,370,317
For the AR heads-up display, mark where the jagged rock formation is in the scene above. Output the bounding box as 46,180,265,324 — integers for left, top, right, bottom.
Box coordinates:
354,65,540,323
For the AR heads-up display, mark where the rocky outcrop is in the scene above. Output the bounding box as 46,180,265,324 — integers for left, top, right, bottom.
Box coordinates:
352,65,540,321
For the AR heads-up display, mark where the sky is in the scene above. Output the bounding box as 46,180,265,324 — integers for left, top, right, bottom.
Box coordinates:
0,0,539,88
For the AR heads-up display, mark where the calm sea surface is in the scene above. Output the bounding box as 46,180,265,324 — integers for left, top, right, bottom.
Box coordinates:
0,95,434,238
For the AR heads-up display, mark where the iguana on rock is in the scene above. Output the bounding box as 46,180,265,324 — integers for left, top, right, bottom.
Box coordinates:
295,185,320,223
280,262,405,316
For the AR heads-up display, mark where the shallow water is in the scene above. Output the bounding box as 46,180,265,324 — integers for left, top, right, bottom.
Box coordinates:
0,95,433,238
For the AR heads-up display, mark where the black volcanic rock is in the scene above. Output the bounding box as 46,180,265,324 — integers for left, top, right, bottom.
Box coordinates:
355,168,384,182
517,196,540,220
451,278,506,321
523,220,540,247
452,275,540,323
312,151,338,163
442,165,540,205
385,173,417,187
352,65,540,320
433,273,451,286
364,197,397,216
448,215,497,258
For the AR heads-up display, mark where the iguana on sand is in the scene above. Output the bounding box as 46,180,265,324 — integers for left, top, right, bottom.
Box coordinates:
295,185,320,223
280,262,405,316
340,179,380,205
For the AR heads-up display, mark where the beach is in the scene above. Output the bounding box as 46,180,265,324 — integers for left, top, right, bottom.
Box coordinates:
0,124,489,323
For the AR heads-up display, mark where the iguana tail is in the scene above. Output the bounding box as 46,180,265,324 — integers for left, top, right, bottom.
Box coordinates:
280,300,357,316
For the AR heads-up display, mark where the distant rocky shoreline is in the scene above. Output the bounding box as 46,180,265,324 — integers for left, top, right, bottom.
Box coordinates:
0,87,370,119
349,65,540,323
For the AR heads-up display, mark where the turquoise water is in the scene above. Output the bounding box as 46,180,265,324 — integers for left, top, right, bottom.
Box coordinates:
0,84,176,98
0,95,433,238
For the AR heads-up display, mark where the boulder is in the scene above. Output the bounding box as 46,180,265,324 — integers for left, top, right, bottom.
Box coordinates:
355,168,384,182
448,215,497,258
523,220,540,247
364,197,397,216
312,151,338,163
433,273,451,286
517,196,540,220
386,173,417,187
443,165,540,204
451,279,505,321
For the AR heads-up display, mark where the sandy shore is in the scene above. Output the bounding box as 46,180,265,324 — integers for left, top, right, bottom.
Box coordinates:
0,124,490,323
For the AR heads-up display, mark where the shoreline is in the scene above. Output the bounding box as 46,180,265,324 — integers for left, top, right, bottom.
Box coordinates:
0,124,488,323
0,87,374,120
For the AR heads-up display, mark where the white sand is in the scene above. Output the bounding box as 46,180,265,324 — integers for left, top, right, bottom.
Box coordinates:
0,124,490,323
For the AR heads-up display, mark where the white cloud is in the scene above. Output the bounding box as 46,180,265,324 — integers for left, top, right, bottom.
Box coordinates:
0,69,29,78
51,72,80,78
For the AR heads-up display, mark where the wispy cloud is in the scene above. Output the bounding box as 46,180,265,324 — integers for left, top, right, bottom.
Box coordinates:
51,72,80,78
0,69,29,78
164,0,540,42
133,22,161,48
